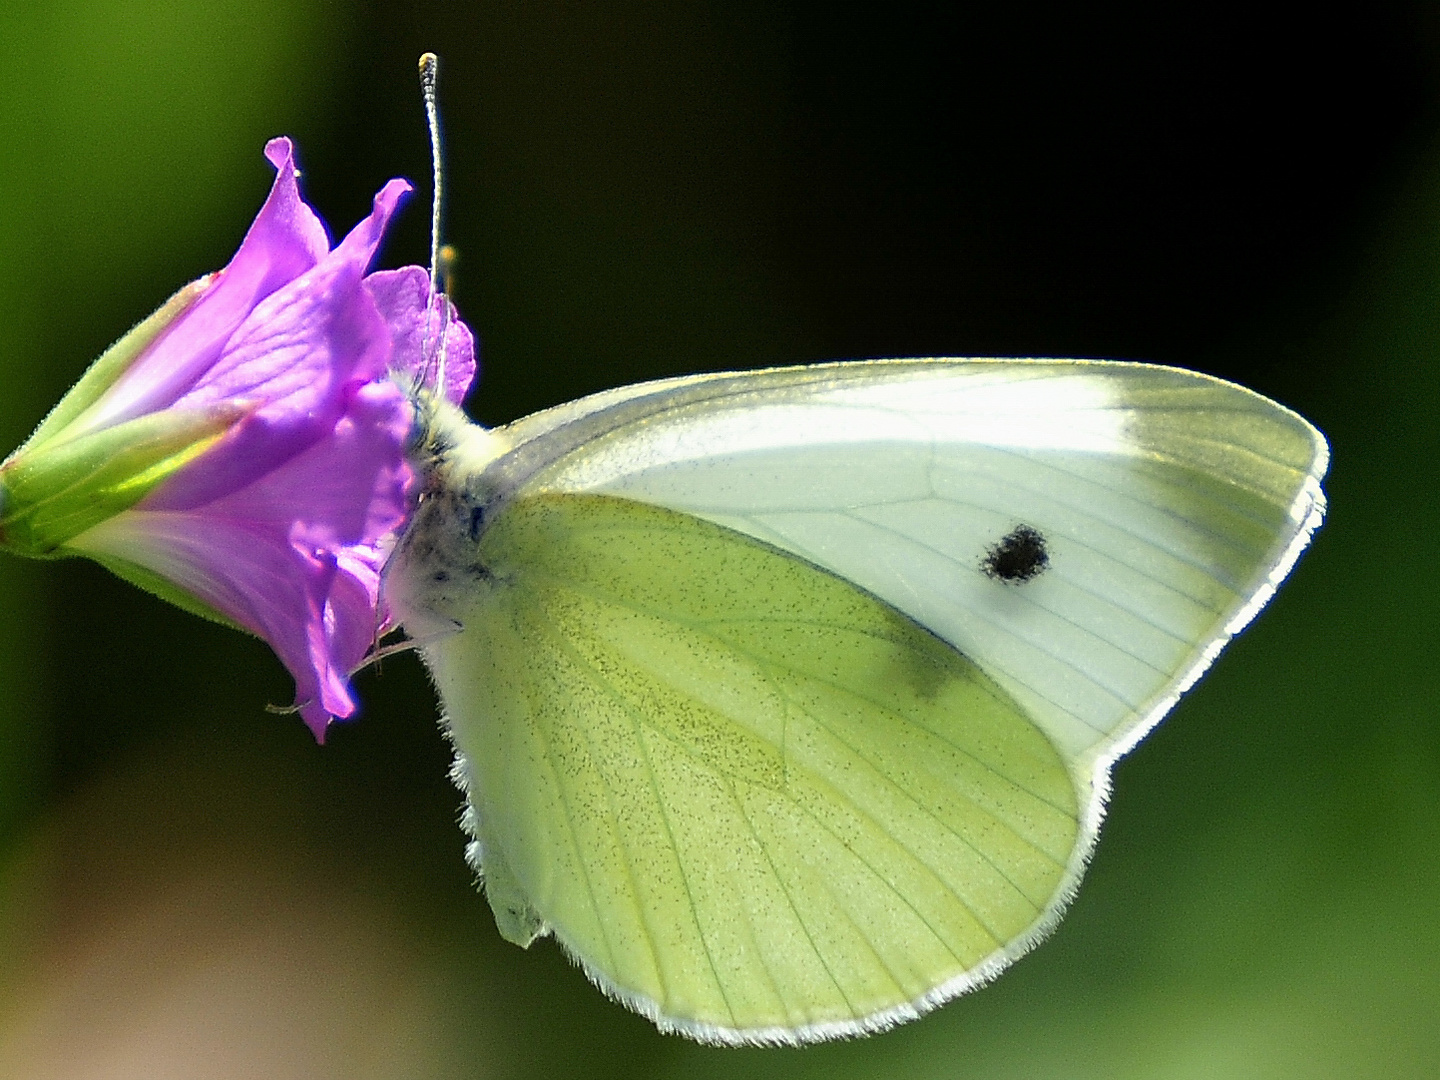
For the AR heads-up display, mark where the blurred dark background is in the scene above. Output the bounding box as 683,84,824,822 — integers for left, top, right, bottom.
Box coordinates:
1,2,1437,1077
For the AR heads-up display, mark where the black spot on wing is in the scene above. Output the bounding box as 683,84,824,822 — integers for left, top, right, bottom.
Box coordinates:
983,525,1050,584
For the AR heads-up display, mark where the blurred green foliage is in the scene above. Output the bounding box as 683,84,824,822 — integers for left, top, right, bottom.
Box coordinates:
0,2,1437,1077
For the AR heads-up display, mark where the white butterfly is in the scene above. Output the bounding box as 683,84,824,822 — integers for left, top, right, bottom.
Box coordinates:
384,356,1327,1045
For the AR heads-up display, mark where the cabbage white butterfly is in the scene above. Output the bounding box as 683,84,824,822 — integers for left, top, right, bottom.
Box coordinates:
385,358,1327,1044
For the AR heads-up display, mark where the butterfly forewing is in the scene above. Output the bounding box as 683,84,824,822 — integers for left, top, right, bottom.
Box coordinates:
509,360,1327,771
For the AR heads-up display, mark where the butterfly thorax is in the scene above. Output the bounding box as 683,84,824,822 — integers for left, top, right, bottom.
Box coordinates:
385,392,511,639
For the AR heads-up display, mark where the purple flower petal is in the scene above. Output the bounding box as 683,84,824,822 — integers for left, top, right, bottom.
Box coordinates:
145,181,412,512
205,382,415,547
366,266,477,405
180,183,409,407
80,139,333,434
72,381,416,741
74,510,349,739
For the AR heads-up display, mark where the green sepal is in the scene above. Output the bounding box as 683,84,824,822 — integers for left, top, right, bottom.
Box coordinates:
0,404,239,557
13,277,210,456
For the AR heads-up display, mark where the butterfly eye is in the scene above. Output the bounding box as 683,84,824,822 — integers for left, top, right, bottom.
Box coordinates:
982,524,1050,583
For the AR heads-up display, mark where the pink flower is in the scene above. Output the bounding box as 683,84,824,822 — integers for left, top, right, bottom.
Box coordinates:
2,138,475,740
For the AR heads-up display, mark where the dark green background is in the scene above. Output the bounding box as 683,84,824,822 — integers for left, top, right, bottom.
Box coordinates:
1,2,1437,1076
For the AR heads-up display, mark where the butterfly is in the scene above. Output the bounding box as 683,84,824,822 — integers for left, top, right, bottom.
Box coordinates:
383,356,1328,1045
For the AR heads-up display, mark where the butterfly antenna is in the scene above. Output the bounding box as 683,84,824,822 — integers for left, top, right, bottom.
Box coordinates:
418,51,452,397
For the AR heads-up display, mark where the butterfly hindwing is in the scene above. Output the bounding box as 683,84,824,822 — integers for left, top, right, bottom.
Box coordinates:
428,492,1079,1042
